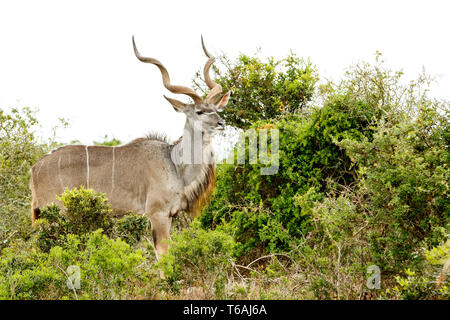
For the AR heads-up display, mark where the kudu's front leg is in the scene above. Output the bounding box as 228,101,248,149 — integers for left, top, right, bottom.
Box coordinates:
149,211,172,260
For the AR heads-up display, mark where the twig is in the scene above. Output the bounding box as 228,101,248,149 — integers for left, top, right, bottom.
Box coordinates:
233,263,262,275
246,253,294,269
56,265,78,300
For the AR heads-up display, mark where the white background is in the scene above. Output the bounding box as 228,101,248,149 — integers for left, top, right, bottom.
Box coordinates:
0,0,448,144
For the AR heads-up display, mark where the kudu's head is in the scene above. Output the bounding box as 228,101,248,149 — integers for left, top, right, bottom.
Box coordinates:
132,36,231,137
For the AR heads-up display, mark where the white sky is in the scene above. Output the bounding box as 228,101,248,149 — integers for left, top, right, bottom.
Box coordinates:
0,0,449,144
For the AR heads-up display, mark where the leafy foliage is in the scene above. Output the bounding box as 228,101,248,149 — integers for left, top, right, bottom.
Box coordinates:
59,187,114,235
202,97,377,253
114,213,150,246
36,187,149,251
0,108,55,250
199,54,449,300
93,135,121,146
0,230,150,299
193,51,319,129
158,220,235,298
383,240,449,300
1,187,155,300
338,104,449,271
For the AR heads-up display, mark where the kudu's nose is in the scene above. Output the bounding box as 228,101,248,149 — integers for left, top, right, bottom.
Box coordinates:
218,120,225,127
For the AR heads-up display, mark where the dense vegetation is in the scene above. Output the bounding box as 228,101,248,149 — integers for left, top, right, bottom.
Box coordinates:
0,108,55,250
0,52,448,300
193,51,318,129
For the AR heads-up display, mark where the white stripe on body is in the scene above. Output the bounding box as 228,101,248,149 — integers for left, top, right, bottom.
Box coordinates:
85,146,90,188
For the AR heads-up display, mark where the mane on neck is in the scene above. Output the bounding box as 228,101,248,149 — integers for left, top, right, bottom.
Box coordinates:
184,163,216,218
172,137,216,218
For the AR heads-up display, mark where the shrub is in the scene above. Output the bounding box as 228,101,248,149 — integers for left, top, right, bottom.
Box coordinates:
383,240,449,300
2,187,155,300
75,230,150,299
114,213,150,246
285,102,449,298
338,104,449,271
35,204,66,252
59,186,114,235
193,52,319,129
0,239,63,299
201,97,376,254
293,189,371,299
36,187,150,251
0,230,151,300
35,187,113,251
0,108,53,250
158,220,236,298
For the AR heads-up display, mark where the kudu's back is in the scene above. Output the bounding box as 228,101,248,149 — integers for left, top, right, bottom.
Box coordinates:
30,137,184,223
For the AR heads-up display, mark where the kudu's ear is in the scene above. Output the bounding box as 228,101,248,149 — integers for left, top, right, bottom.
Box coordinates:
163,95,187,112
215,90,231,112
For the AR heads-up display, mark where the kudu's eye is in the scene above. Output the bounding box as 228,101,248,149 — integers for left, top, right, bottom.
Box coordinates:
196,111,204,115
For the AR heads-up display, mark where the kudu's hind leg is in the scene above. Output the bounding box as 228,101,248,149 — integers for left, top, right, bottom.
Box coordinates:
31,195,41,226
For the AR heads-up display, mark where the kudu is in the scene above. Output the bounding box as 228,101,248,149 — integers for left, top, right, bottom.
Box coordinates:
30,36,231,259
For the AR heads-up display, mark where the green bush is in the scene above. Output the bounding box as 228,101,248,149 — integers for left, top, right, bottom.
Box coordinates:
338,104,449,271
158,220,236,298
383,240,449,300
293,189,371,299
286,100,449,298
114,213,150,246
1,187,155,300
193,52,319,129
201,54,448,265
35,187,113,251
0,108,54,250
35,205,65,252
36,187,150,251
0,230,151,300
59,186,114,235
201,97,376,254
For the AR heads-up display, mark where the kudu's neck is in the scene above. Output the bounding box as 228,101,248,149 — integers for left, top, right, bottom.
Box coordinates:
171,120,215,186
170,120,216,217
